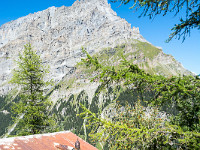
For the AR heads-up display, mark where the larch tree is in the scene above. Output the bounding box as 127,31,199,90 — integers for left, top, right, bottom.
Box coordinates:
79,49,200,149
10,44,56,135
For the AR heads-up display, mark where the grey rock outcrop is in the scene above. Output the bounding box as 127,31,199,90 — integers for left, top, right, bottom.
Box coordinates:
0,0,146,95
0,0,194,138
0,0,191,95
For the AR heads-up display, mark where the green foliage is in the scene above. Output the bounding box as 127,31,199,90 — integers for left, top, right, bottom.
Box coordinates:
0,94,20,137
0,111,12,136
151,75,200,132
79,50,200,149
110,0,200,41
51,91,89,136
80,101,200,149
10,44,57,135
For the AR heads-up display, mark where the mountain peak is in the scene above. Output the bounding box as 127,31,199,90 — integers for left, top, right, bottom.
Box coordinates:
72,0,110,8
0,0,192,96
76,0,108,4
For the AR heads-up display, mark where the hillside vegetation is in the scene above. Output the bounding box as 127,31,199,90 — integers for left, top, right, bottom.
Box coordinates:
0,41,198,149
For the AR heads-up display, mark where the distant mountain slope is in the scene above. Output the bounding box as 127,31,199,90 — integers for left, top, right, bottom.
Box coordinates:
0,0,192,96
0,0,193,138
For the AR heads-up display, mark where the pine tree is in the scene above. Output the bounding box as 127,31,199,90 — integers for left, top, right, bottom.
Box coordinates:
10,44,56,135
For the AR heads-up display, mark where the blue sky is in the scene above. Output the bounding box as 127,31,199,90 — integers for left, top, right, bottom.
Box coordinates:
0,0,199,74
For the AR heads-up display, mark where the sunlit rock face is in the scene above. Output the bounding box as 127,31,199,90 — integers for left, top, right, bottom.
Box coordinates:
0,0,147,95
0,0,191,95
0,0,194,138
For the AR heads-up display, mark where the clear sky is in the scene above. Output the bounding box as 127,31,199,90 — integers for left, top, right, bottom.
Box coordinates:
0,0,199,74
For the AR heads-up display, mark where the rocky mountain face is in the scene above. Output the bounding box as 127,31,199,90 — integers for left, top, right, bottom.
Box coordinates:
0,0,191,96
0,0,192,140
0,0,146,96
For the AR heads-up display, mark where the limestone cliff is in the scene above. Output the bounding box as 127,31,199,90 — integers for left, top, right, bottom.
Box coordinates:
0,0,146,95
0,0,192,96
0,0,193,138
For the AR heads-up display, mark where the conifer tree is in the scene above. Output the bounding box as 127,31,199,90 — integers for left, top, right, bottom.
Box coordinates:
10,44,56,135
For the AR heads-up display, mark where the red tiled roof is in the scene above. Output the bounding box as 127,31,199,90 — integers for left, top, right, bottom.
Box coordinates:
0,131,98,150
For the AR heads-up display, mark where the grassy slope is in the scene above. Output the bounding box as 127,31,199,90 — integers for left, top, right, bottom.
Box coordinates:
81,40,186,76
